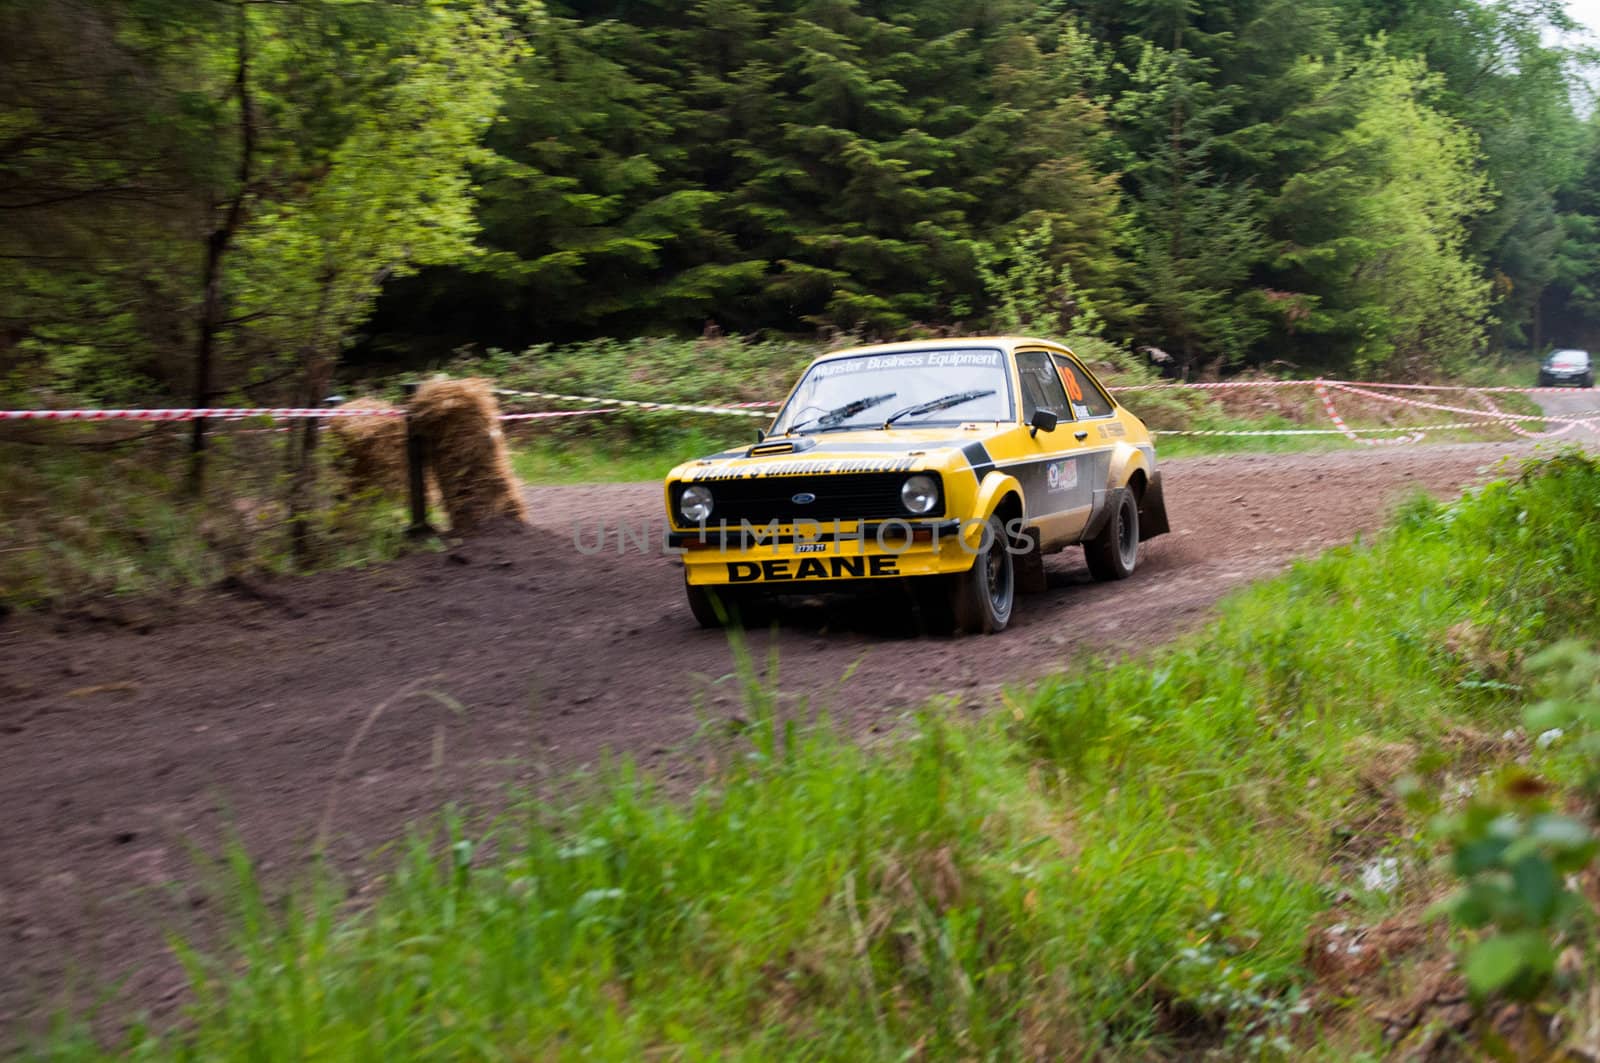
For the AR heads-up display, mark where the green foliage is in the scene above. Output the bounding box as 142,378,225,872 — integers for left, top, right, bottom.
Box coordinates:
1429,777,1596,1001
1423,638,1600,1006
11,0,1600,399
0,434,415,608
1,0,526,409
1110,37,1269,372
1525,641,1600,789
383,2,1132,343
1269,54,1492,377
971,218,1104,336
509,428,745,485
1410,465,1600,1010
229,1,526,383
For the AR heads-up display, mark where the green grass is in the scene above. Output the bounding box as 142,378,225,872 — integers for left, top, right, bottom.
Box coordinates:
509,426,750,485
0,434,415,608
31,451,1600,1060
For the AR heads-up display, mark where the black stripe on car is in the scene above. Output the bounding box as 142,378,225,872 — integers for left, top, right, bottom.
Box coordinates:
963,441,995,484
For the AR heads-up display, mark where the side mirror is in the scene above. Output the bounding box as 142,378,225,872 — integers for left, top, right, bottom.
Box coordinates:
1029,409,1059,438
755,429,765,442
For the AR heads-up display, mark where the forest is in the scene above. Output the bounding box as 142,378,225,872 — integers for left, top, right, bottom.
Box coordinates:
4,0,1600,414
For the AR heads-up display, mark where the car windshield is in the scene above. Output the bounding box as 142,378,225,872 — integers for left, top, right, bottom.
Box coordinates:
772,348,1013,434
1550,349,1590,368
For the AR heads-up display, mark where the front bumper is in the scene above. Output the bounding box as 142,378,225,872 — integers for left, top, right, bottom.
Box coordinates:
675,519,983,587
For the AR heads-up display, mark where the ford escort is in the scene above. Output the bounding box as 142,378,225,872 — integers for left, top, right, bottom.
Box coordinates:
663,337,1169,633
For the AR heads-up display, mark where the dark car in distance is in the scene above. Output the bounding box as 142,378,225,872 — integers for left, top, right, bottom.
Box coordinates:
1539,349,1595,388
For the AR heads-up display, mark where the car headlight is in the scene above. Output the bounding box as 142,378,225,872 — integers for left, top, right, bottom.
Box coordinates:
901,474,939,515
680,484,714,523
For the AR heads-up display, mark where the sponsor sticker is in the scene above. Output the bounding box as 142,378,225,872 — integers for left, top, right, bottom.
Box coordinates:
726,555,900,582
811,350,1001,378
1059,365,1085,402
1045,458,1078,493
683,456,919,481
1098,421,1127,439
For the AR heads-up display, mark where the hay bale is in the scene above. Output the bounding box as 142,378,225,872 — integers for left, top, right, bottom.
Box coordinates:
327,398,409,497
410,378,528,532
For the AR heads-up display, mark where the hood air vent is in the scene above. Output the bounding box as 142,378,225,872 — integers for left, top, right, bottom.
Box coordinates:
746,437,818,458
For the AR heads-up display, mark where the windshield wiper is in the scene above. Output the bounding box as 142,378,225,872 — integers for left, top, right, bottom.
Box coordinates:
788,392,897,434
882,389,997,428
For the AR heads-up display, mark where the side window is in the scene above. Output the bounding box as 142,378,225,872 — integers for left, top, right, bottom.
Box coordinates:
1015,350,1072,422
1052,354,1115,419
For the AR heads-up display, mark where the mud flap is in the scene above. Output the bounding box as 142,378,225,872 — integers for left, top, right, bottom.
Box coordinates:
1138,472,1171,541
1014,527,1047,594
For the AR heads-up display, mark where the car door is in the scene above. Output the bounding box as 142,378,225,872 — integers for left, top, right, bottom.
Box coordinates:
1050,352,1121,517
1012,348,1095,547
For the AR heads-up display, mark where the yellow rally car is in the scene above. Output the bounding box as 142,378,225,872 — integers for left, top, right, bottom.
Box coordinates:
663,337,1169,633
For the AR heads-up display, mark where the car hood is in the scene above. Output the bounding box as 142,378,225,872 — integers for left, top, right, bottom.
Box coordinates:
670,425,1011,482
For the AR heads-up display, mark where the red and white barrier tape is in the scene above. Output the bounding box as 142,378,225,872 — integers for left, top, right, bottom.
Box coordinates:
0,407,624,425
1111,378,1600,395
1326,381,1600,427
1327,380,1599,395
1470,392,1588,439
0,407,404,422
1157,422,1501,438
1110,380,1312,392
5,376,1596,440
1313,380,1426,445
499,409,615,422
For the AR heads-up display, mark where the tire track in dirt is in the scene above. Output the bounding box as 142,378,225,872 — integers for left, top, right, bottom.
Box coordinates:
0,441,1551,1035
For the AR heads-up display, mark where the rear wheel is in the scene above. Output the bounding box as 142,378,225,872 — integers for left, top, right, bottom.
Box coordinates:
1084,488,1140,581
950,515,1015,634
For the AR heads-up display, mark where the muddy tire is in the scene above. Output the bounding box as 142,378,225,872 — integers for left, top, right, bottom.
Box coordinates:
1084,488,1140,582
950,515,1015,634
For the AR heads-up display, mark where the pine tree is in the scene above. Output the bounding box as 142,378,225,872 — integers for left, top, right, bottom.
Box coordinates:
1111,40,1266,372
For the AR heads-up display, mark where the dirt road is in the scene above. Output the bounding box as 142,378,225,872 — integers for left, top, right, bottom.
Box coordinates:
0,440,1563,1033
1536,384,1600,440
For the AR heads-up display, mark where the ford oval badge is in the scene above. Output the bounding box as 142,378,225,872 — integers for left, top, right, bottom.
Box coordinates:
791,492,817,505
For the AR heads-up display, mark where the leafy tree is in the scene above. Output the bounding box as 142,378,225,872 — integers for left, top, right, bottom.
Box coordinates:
1268,54,1492,375
1335,0,1587,357
961,20,1131,330
0,0,205,404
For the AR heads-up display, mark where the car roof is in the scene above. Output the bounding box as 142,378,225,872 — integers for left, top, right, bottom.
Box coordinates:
808,336,1068,364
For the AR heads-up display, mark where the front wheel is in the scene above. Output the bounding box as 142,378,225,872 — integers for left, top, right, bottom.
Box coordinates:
1084,488,1140,581
949,515,1015,634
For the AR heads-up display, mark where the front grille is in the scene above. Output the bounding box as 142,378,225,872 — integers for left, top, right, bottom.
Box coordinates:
672,472,939,526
